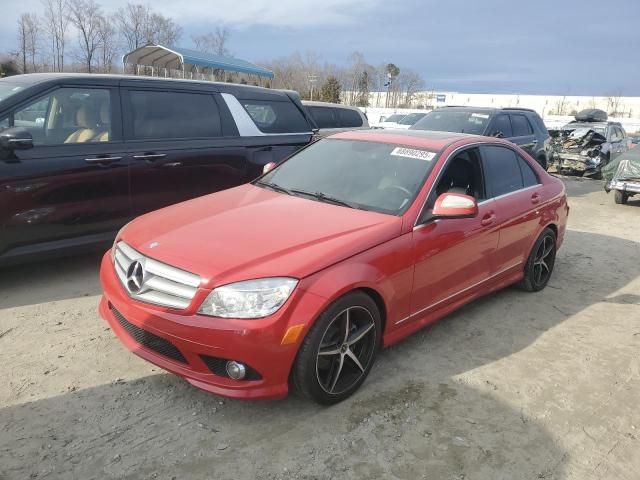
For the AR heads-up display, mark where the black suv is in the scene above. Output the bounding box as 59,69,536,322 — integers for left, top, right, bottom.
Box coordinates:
0,73,316,265
410,106,552,169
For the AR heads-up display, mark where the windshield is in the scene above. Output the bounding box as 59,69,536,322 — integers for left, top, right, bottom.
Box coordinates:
562,123,607,136
410,110,490,134
384,114,405,123
257,139,438,215
398,113,427,125
0,81,26,102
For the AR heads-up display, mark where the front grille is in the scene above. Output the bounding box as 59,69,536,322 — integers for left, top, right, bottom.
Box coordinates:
200,355,262,381
111,305,187,364
113,241,201,310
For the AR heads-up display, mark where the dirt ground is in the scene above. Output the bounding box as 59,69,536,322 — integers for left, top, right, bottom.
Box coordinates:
1,176,639,480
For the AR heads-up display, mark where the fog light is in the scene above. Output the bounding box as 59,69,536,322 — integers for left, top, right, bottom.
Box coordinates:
225,361,246,380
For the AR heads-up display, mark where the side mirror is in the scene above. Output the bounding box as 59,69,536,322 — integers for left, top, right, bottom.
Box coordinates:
0,128,34,151
432,193,478,219
262,161,277,174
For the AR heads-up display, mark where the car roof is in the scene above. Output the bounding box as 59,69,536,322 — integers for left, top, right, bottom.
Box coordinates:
435,106,537,115
330,129,484,150
302,100,360,111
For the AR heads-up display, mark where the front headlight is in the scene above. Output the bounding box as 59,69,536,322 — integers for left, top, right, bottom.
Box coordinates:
198,277,298,319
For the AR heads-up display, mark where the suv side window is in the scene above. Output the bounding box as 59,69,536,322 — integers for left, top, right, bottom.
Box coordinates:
128,90,221,140
510,114,533,136
309,106,337,129
615,126,625,141
242,100,310,134
12,87,111,145
481,145,524,197
489,114,512,137
336,108,363,128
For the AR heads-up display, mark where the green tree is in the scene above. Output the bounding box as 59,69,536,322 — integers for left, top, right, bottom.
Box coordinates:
356,71,370,107
319,75,341,103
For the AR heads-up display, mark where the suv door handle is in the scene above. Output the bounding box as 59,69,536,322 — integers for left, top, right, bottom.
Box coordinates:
84,156,122,164
480,212,496,226
132,153,166,161
531,192,541,204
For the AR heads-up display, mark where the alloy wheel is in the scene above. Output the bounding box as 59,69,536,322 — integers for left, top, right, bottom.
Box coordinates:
533,235,555,286
315,306,377,395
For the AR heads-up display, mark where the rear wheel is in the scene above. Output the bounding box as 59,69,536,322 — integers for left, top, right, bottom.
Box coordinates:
291,291,381,405
518,228,557,292
614,190,628,204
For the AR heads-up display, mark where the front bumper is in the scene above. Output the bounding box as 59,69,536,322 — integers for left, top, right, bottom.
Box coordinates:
608,180,640,194
98,251,325,400
554,153,600,173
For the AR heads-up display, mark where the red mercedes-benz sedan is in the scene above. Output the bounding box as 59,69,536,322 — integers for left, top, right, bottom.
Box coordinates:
99,130,569,404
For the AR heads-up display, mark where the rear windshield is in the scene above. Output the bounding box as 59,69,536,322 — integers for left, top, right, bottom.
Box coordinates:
411,110,490,135
242,100,311,134
0,81,26,102
398,112,427,125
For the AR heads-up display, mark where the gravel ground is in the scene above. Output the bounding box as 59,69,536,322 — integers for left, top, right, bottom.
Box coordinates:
1,176,639,480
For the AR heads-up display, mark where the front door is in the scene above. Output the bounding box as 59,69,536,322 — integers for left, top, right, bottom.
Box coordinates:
0,85,130,260
409,147,500,319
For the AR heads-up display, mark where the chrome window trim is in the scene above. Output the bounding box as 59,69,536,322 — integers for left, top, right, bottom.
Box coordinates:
413,141,542,228
221,92,312,137
395,262,522,325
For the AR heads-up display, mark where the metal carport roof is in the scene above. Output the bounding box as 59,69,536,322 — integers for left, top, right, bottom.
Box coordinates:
122,44,274,78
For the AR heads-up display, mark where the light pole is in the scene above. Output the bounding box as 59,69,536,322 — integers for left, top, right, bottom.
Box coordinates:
308,74,317,101
384,72,393,108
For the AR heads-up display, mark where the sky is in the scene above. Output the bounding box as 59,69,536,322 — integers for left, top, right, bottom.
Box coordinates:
2,0,639,95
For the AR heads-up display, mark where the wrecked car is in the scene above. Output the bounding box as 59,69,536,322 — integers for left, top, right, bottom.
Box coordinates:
603,146,640,205
549,109,629,178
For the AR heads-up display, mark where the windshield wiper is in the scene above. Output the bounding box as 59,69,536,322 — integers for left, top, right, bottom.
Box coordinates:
289,189,359,209
254,180,293,196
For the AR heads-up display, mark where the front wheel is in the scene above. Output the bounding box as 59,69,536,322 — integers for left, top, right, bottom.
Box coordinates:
614,190,628,204
291,291,381,405
518,228,557,292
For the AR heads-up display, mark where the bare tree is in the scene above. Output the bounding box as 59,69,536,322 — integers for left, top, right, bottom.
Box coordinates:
115,3,150,52
42,0,70,71
145,13,182,46
69,0,102,73
18,13,42,73
96,15,117,73
193,27,231,56
606,91,625,117
397,69,425,107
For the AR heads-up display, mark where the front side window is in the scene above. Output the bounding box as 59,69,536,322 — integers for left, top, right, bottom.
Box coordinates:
510,115,533,136
309,106,337,129
481,145,525,197
242,100,310,134
336,108,363,128
128,90,220,140
258,139,438,215
411,110,490,135
12,88,111,145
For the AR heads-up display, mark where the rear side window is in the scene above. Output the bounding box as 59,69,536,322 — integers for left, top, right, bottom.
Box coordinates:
481,145,524,197
336,108,363,128
309,106,337,129
517,155,539,187
242,100,310,134
128,90,221,140
489,114,512,137
510,115,533,136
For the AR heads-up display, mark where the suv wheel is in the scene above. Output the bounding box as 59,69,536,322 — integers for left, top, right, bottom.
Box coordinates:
614,190,628,205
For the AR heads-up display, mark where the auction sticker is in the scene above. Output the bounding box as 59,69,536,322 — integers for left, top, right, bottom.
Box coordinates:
471,113,490,119
390,147,436,161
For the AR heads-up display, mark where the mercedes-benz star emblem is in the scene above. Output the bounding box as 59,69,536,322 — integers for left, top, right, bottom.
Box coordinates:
149,241,159,249
126,261,146,294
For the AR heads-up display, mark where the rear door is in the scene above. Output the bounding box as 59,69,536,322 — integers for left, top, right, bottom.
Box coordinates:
122,87,250,216
509,114,537,155
480,144,543,273
0,84,129,260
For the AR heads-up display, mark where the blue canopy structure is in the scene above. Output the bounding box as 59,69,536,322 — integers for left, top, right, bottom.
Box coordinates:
123,44,274,79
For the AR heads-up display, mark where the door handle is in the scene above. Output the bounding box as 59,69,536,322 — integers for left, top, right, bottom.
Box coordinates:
531,192,541,204
132,153,167,161
481,212,496,226
84,156,122,164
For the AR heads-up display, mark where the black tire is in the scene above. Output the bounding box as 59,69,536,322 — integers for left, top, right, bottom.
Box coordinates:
614,190,628,205
518,228,557,292
291,291,381,405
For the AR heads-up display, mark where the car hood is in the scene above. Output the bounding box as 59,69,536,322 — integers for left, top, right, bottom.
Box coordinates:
120,184,403,288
